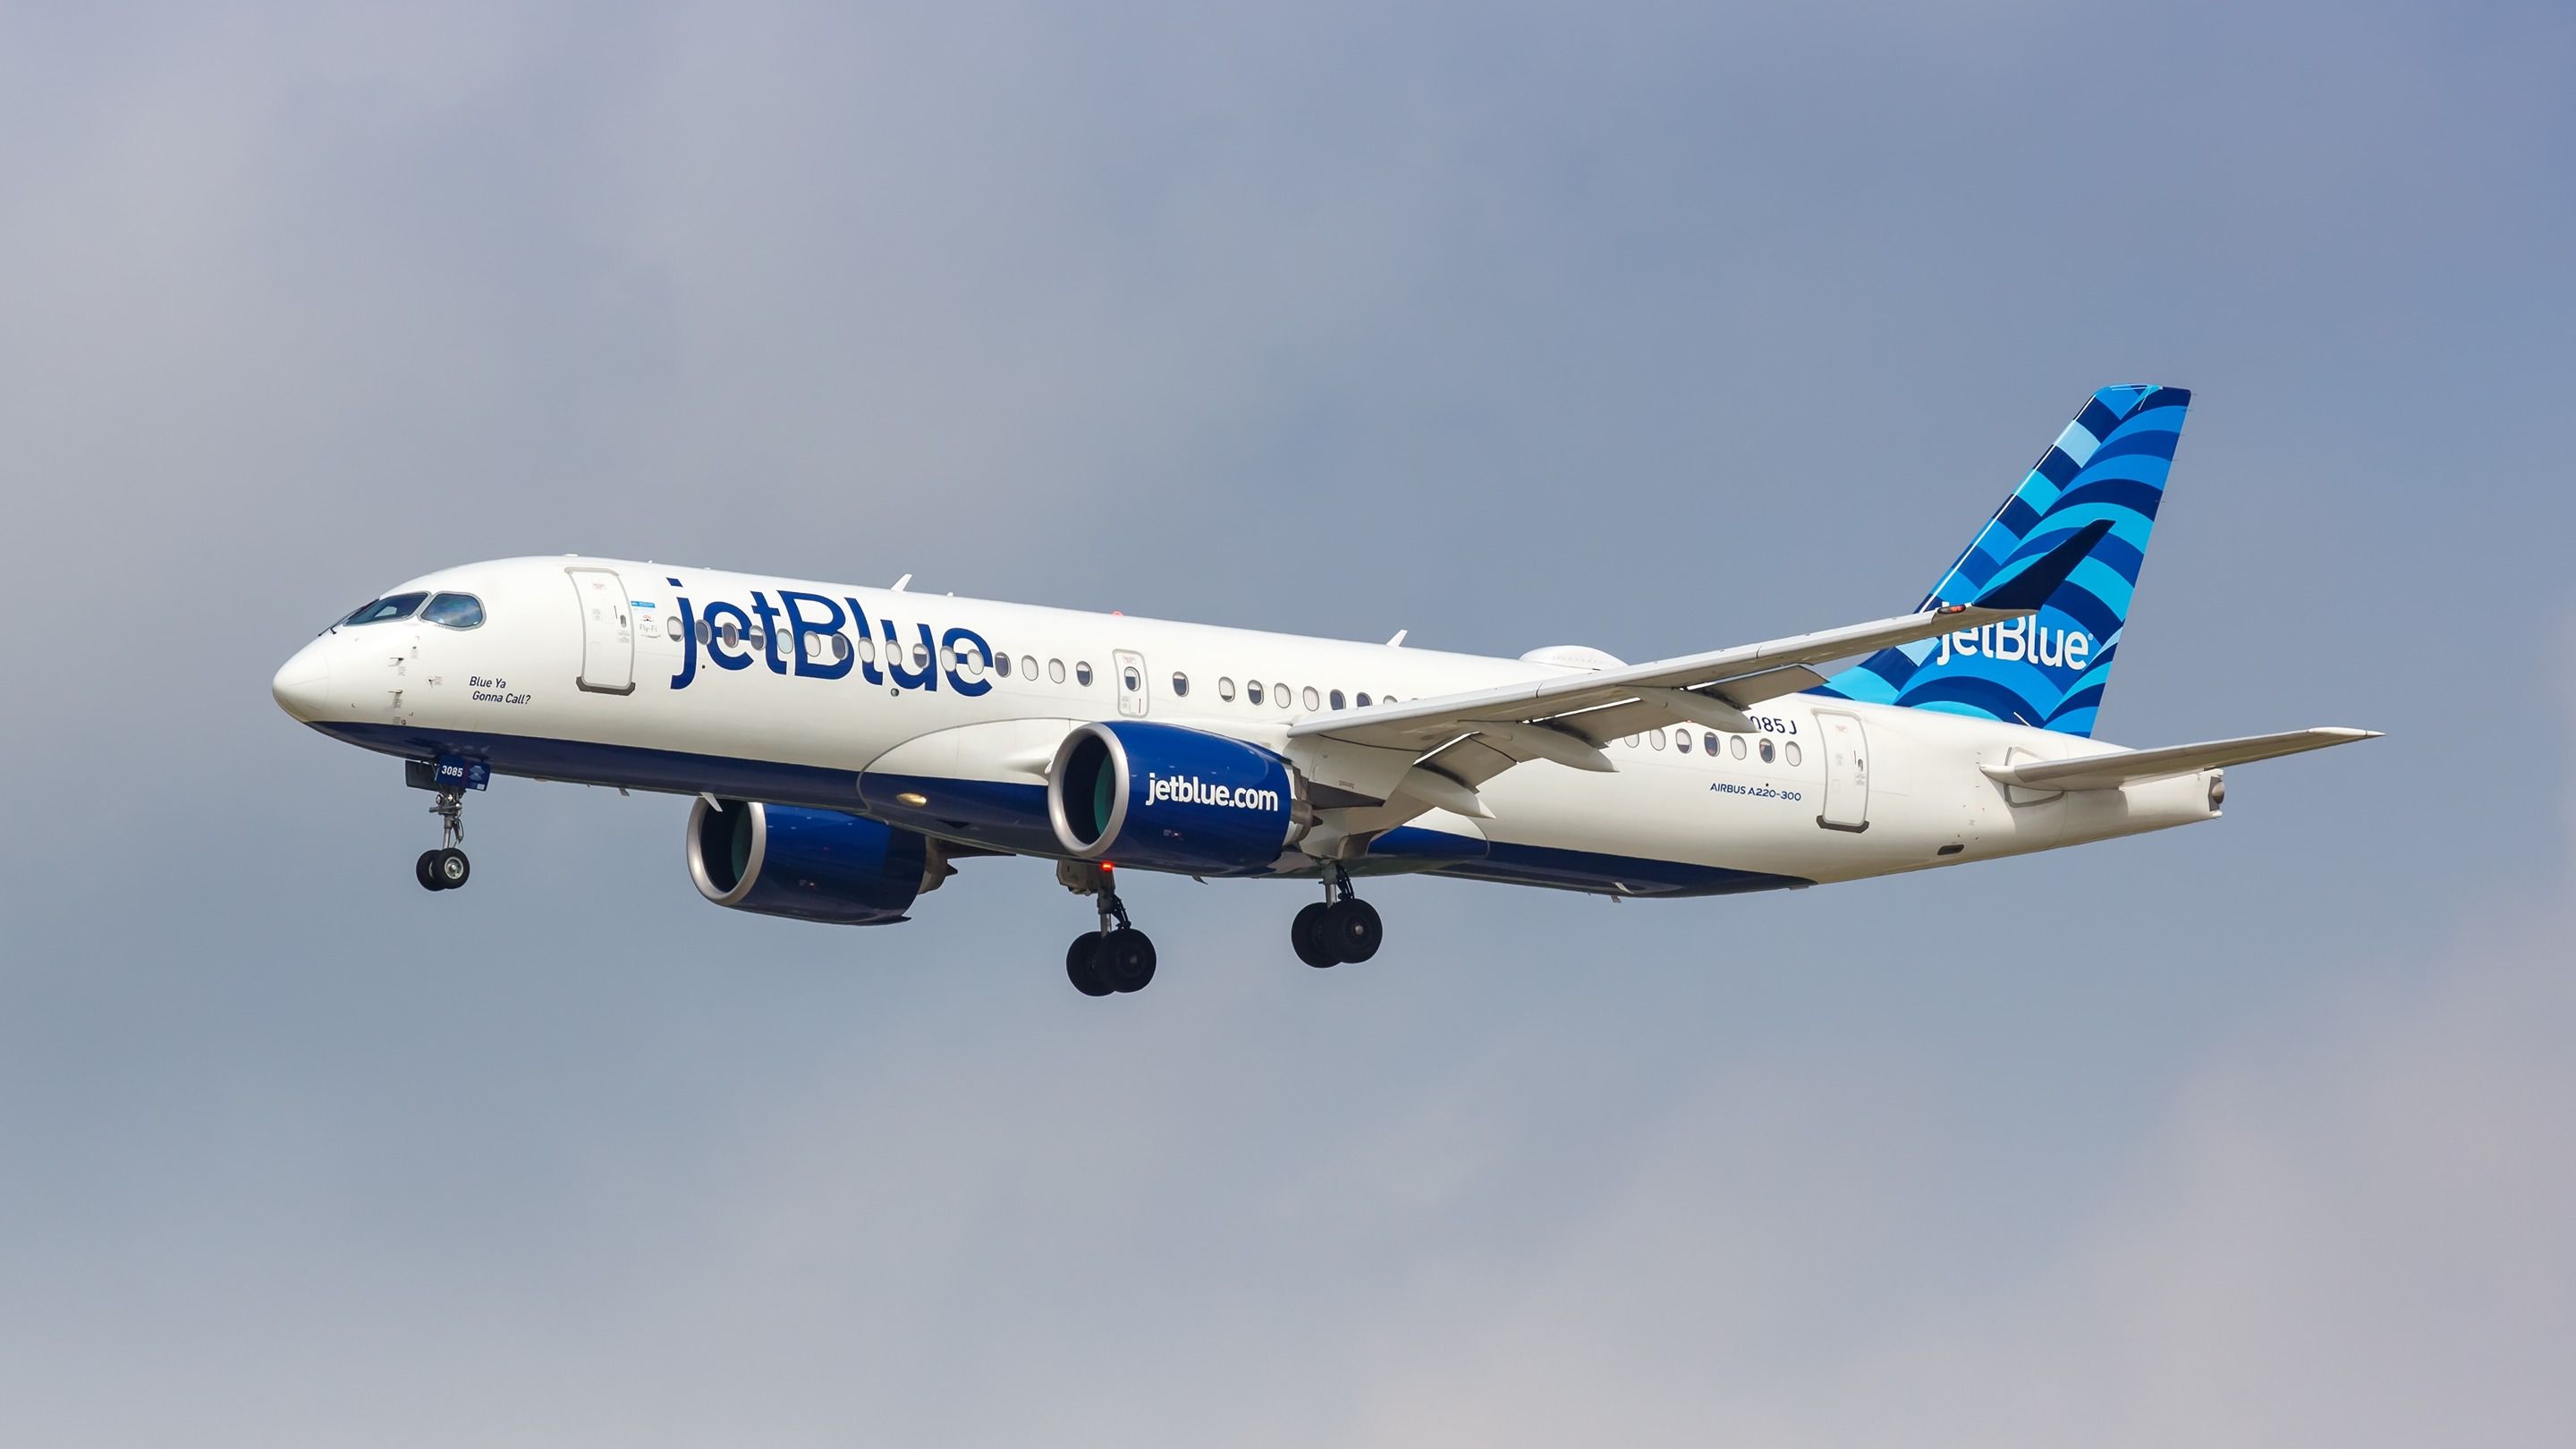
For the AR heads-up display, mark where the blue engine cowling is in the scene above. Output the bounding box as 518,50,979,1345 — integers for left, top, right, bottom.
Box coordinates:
686,798,931,925
1046,721,1308,876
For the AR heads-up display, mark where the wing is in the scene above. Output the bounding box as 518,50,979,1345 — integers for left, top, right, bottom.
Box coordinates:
1980,727,2381,792
1289,521,2113,819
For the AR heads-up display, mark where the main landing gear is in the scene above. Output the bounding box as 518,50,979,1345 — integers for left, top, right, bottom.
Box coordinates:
415,790,471,892
1061,863,1156,997
1292,865,1382,969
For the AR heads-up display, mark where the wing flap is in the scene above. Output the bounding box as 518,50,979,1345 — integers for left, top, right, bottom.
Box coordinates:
1982,727,2382,792
1706,665,1829,708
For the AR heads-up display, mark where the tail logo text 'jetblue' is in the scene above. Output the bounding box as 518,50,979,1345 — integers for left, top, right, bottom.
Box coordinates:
1931,621,2093,670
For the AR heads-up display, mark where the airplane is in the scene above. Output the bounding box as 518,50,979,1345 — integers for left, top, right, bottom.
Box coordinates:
272,385,2376,996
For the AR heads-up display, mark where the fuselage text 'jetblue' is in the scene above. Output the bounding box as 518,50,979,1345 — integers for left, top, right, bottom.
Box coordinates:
665,586,994,697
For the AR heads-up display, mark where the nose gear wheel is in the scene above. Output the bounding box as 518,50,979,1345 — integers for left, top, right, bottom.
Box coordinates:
416,789,472,892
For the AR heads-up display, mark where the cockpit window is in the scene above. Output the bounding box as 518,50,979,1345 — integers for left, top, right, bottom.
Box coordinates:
340,592,428,626
422,592,484,629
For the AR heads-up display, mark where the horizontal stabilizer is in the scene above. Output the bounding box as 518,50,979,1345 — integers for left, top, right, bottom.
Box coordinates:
1981,727,2381,792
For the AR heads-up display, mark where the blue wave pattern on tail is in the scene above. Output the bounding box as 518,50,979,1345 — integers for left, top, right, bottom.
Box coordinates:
1810,385,2190,737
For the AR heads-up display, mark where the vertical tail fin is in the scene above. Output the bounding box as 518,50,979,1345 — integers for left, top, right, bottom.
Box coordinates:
1813,384,2190,737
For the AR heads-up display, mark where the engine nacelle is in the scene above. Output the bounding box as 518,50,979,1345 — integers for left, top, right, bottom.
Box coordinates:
686,798,936,926
1046,721,1307,876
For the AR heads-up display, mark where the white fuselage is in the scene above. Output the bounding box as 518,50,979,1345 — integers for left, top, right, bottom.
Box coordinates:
273,555,2219,899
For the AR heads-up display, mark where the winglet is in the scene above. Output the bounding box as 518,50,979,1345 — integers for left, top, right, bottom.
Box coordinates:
1970,518,2114,612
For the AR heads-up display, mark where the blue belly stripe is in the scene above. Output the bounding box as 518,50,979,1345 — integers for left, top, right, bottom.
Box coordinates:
304,721,1811,898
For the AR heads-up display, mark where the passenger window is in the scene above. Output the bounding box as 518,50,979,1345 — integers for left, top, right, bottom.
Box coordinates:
1759,738,1776,764
912,643,930,669
1356,692,1372,708
1076,662,1094,687
696,620,713,646
721,622,741,648
1676,730,1693,753
1730,735,1747,759
1048,658,1066,683
858,635,877,662
1218,676,1237,701
1123,665,1141,691
1021,655,1038,680
1626,734,1640,748
1275,682,1291,709
423,593,483,629
1247,681,1265,705
749,628,768,652
832,635,852,663
1329,690,1346,710
1301,686,1320,710
1703,732,1720,755
1649,730,1665,750
1784,741,1801,767
994,651,1010,677
1172,672,1190,697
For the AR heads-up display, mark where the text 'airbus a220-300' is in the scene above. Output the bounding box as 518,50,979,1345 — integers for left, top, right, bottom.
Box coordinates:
275,386,2376,996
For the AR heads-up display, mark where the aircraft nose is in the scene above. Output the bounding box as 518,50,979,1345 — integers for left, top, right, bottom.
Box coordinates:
271,639,334,720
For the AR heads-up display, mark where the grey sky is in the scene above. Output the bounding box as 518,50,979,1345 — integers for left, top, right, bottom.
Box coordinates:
4,2,2571,1444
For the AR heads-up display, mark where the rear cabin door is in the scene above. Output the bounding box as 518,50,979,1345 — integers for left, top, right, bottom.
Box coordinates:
1114,649,1149,717
1814,709,1870,832
569,567,636,695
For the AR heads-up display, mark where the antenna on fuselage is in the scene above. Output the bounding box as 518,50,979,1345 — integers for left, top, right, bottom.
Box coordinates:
1385,629,1407,647
890,573,911,592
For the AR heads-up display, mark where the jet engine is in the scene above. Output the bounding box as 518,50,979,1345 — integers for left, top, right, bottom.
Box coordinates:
1046,721,1309,876
685,797,945,925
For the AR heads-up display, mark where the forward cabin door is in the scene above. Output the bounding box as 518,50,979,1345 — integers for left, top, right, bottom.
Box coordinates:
1114,649,1149,717
568,567,636,695
1814,709,1870,832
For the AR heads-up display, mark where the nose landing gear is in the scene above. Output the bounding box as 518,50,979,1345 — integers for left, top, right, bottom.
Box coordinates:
1059,861,1156,996
1292,865,1382,968
415,790,471,892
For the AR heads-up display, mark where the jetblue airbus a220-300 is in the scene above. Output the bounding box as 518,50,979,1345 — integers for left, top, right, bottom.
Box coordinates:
275,386,2376,996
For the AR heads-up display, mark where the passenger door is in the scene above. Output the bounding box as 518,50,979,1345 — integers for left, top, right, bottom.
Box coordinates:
1114,649,1149,717
1814,709,1870,832
568,567,636,695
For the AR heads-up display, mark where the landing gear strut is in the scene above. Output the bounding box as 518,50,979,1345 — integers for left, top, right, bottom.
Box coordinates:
1292,864,1382,968
415,791,471,892
1061,863,1156,996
